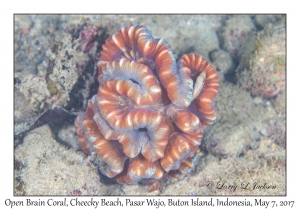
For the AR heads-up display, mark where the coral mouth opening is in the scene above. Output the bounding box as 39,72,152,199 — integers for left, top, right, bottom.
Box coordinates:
129,78,140,86
138,127,148,133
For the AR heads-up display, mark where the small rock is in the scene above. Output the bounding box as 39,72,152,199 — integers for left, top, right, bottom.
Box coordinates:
253,96,262,104
211,49,233,74
270,143,276,150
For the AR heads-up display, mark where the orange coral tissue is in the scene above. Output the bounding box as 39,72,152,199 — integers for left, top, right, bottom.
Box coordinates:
75,25,219,185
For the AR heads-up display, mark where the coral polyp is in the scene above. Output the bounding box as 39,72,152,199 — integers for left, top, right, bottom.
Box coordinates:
75,25,219,185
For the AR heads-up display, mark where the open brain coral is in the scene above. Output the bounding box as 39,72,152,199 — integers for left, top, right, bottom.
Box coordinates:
75,25,219,186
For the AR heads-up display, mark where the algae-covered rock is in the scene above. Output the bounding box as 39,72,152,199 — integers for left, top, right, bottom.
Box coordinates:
237,22,286,98
221,15,256,60
14,126,120,195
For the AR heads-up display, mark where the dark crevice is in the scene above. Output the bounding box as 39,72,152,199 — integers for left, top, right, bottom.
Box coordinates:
138,127,148,133
129,78,140,86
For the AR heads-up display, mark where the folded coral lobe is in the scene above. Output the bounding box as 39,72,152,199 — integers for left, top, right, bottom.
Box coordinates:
75,98,127,178
98,25,193,108
99,58,162,107
178,54,219,127
116,155,164,184
75,25,219,186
